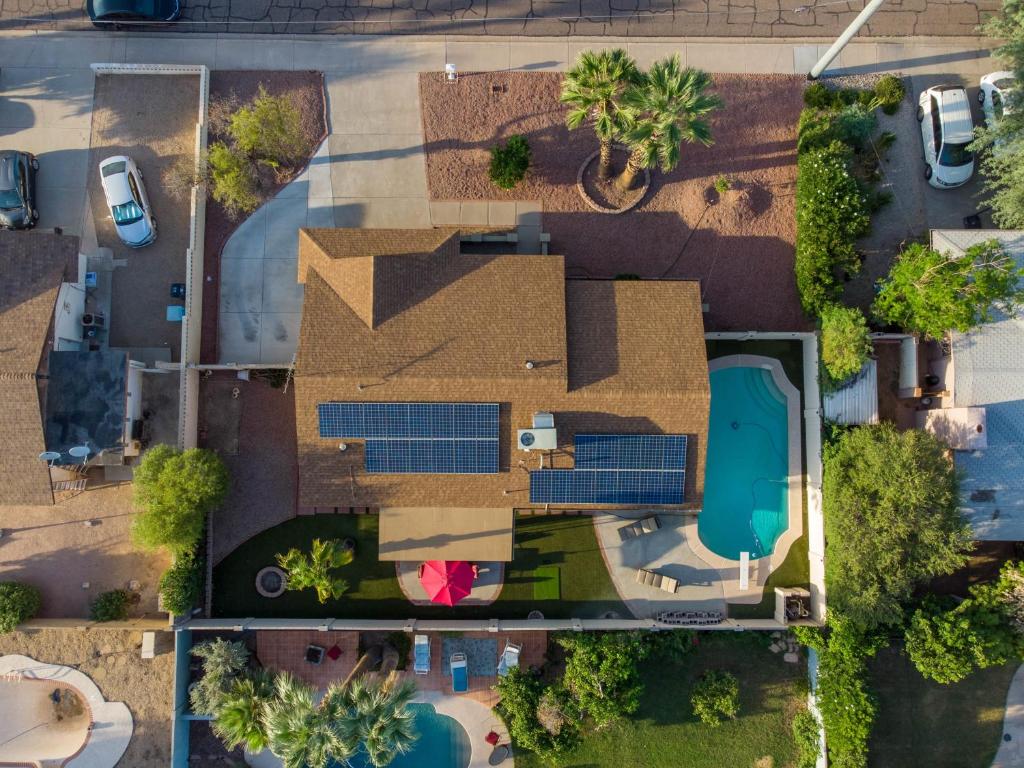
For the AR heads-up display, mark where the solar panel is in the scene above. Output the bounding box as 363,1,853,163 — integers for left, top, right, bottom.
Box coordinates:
529,470,685,505
317,402,498,440
574,434,687,471
366,439,498,474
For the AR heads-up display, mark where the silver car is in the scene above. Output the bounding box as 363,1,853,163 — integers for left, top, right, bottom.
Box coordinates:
99,155,157,247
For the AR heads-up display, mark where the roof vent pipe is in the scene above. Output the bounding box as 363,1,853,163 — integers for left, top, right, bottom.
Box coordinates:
525,360,535,370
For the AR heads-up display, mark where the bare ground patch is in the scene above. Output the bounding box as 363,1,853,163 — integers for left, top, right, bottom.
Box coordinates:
420,71,810,332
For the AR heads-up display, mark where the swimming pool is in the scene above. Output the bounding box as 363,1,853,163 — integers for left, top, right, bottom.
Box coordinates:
698,365,791,560
344,703,471,768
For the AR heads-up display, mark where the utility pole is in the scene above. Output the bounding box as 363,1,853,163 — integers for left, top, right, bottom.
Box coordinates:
807,0,887,80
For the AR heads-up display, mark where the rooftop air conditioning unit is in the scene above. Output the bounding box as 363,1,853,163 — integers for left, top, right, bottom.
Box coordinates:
518,412,557,451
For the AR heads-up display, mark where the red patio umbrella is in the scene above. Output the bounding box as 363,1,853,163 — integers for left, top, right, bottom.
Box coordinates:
419,560,474,606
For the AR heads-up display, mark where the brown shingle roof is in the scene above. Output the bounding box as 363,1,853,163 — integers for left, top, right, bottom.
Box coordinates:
295,229,709,511
0,231,78,505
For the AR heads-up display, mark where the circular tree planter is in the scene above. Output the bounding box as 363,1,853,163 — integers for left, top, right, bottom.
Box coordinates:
255,566,287,598
576,145,650,214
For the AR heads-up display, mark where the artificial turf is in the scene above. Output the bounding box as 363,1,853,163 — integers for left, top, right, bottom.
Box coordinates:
532,565,561,601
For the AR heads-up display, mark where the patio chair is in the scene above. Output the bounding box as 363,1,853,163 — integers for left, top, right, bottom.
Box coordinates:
618,515,662,541
635,568,678,594
414,634,430,676
450,652,468,694
497,642,522,677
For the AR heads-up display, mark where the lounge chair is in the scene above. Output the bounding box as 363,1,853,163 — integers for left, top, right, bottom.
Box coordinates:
635,568,679,594
618,516,662,541
414,634,430,675
497,642,522,677
450,652,468,693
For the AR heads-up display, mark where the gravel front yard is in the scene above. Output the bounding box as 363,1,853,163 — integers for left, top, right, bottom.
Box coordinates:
420,71,809,332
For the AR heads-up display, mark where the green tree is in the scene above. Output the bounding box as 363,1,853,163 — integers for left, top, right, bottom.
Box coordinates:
208,142,260,218
159,551,204,616
690,670,739,727
873,240,1024,339
0,582,40,633
132,445,229,555
190,638,251,716
494,667,578,759
558,631,649,727
560,49,641,179
229,85,305,169
616,57,721,191
276,538,353,604
820,303,873,384
262,674,352,768
212,668,277,752
342,672,418,767
823,424,971,629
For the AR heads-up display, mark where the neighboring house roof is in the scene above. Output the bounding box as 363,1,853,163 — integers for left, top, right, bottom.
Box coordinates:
822,360,879,425
295,228,710,510
0,231,79,505
932,229,1024,540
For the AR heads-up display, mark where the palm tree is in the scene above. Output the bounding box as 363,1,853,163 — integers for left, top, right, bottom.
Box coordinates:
616,57,722,191
560,49,641,179
262,673,354,768
277,538,353,603
189,638,251,716
343,673,418,767
212,668,276,753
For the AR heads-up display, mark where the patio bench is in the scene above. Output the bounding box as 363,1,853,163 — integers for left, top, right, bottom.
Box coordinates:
618,515,662,541
635,568,678,594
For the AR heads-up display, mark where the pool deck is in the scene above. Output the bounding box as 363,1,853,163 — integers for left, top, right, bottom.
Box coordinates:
689,355,805,604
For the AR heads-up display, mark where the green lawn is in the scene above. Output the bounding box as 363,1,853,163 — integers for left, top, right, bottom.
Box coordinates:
212,513,626,619
868,643,1016,768
516,633,807,768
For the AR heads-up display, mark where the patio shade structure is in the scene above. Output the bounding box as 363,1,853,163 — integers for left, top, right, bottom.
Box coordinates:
420,560,474,606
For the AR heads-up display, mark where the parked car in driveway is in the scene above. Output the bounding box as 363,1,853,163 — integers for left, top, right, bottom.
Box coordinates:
917,85,975,189
979,71,1016,153
0,150,39,230
86,0,181,27
99,156,157,247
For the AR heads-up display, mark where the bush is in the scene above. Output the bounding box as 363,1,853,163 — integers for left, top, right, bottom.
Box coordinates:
494,668,579,759
0,582,40,633
645,629,696,660
489,135,531,190
90,589,130,622
795,141,871,315
873,74,905,115
803,81,833,109
714,175,732,194
133,445,230,555
229,85,305,169
208,142,260,218
820,303,872,384
833,103,877,151
159,551,204,616
793,708,821,768
190,638,251,716
690,670,739,727
799,106,876,154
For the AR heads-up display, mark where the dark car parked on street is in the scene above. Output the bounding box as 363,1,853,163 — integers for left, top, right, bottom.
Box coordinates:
0,150,39,230
86,0,181,27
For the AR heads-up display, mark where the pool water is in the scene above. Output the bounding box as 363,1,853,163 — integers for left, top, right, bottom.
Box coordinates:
342,703,471,768
698,366,791,560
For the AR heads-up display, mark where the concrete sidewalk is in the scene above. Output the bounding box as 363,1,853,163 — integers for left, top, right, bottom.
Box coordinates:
994,664,1024,768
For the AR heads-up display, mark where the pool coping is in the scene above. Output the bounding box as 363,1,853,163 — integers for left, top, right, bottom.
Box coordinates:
415,691,514,768
0,654,134,768
686,354,804,604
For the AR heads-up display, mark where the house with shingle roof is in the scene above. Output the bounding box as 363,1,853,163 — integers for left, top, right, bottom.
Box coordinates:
294,228,710,562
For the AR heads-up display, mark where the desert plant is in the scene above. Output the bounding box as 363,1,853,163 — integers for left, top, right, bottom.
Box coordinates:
690,670,739,727
159,550,204,616
872,74,905,114
714,175,732,194
207,141,260,218
820,303,873,384
561,49,640,178
163,154,205,202
229,85,305,169
90,589,130,622
190,638,251,716
0,582,40,633
616,57,722,191
276,538,353,604
489,135,531,190
212,668,277,753
132,445,229,555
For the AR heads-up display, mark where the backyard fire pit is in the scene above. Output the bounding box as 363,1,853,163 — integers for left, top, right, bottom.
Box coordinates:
255,566,287,598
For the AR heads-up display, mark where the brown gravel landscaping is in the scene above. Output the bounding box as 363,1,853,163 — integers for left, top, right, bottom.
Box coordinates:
420,71,810,332
200,71,327,363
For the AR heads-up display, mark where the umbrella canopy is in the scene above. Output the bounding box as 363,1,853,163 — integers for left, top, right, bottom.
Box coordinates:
420,560,474,606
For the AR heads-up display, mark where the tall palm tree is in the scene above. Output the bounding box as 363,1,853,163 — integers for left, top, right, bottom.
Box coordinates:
343,673,418,768
262,673,354,768
277,538,352,604
560,49,641,179
616,57,722,191
212,668,276,753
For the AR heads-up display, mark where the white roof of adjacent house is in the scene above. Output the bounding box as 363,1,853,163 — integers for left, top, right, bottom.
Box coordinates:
932,229,1024,540
823,360,878,425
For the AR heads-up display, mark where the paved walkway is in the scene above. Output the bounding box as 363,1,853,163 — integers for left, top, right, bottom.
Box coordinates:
994,664,1024,768
0,0,999,38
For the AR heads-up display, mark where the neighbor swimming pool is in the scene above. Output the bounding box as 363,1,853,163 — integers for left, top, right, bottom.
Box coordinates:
698,365,791,560
344,703,471,768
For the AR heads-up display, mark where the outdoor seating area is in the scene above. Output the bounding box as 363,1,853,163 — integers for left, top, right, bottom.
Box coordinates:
636,568,679,594
497,642,521,677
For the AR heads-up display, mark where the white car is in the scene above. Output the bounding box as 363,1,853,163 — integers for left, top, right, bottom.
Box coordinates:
917,85,975,189
99,156,157,247
979,71,1016,148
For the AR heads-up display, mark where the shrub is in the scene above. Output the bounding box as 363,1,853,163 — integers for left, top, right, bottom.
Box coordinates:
132,445,230,555
795,141,871,315
489,135,531,190
793,708,821,768
163,154,204,202
833,103,877,151
494,668,578,758
714,175,732,194
0,582,40,633
872,74,905,115
208,142,260,218
820,303,872,384
276,538,353,604
558,631,649,727
803,81,833,109
159,551,204,616
875,130,897,153
690,670,739,727
90,589,131,622
645,629,696,660
229,85,305,169
190,638,251,716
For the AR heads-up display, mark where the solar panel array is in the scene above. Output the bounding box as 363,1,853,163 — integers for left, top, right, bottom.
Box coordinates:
530,433,688,505
574,434,687,471
317,402,499,474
